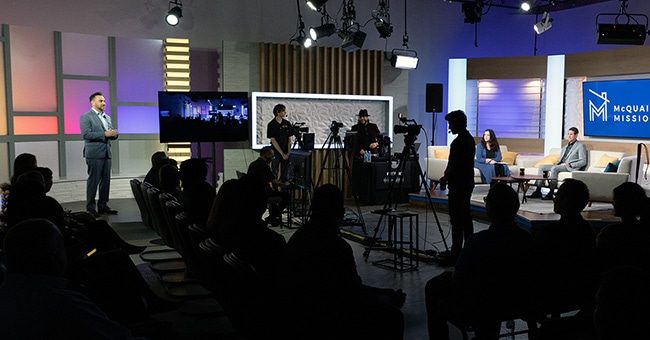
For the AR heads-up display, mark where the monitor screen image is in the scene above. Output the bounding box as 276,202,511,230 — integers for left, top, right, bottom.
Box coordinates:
158,91,249,142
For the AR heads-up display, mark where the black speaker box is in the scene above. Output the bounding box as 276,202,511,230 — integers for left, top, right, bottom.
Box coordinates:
425,83,443,113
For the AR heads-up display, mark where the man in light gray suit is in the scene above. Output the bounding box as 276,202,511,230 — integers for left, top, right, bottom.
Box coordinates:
80,92,119,216
528,127,588,201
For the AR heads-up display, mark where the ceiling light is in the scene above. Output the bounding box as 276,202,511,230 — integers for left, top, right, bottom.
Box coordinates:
166,1,183,26
462,2,483,24
534,11,552,34
520,1,532,12
341,30,366,53
306,0,328,11
297,35,313,48
390,49,418,70
309,23,336,41
375,18,393,38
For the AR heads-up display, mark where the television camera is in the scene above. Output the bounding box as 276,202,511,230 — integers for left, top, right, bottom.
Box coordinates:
394,113,422,146
330,120,344,136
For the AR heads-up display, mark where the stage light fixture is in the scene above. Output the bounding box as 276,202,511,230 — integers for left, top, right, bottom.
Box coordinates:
309,23,336,41
462,1,483,24
341,30,366,53
375,18,393,38
297,35,313,48
306,0,328,11
166,0,183,26
390,49,418,70
596,0,649,45
534,11,552,34
520,1,532,12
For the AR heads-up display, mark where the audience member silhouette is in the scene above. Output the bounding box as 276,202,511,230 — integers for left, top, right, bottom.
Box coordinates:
247,146,288,226
6,170,66,229
0,218,135,339
532,178,597,313
597,182,650,272
179,158,215,229
426,183,535,340
594,265,650,340
158,163,182,201
285,184,405,340
143,151,168,187
9,152,37,185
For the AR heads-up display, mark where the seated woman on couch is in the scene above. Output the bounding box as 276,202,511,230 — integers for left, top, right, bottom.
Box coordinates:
475,129,510,184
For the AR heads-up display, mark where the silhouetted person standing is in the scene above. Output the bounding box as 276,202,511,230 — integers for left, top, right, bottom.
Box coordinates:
440,110,475,263
426,184,535,340
0,218,134,339
266,104,292,181
81,92,118,216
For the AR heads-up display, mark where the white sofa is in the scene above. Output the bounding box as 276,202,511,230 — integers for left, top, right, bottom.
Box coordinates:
512,148,631,203
426,145,518,185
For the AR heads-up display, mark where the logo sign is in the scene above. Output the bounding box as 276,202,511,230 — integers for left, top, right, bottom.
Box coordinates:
583,79,650,138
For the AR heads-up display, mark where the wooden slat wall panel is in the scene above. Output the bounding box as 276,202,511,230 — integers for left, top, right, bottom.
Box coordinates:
259,43,383,95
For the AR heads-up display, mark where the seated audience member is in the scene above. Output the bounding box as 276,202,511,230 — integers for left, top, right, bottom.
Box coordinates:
474,129,510,184
247,146,289,227
6,170,66,228
158,163,182,201
143,151,168,187
528,127,587,200
285,184,405,340
426,183,535,340
597,182,650,272
0,218,135,339
532,179,597,313
9,152,37,186
594,266,650,340
180,158,215,229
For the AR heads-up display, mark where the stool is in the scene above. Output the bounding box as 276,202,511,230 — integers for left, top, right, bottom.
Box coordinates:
372,210,419,272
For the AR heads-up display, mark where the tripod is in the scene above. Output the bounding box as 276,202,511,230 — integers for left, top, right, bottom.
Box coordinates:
315,126,366,234
363,131,449,261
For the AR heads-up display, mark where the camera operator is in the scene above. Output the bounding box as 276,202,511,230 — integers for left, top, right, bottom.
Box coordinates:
267,104,293,181
351,109,381,157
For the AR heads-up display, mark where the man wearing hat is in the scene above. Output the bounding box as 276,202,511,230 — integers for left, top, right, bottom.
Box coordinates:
351,109,381,157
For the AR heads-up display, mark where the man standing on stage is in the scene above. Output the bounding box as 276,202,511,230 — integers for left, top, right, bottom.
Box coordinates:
439,110,475,264
80,92,118,216
351,109,381,157
266,104,292,181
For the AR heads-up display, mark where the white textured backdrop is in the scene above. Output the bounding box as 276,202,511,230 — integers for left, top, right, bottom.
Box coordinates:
252,93,393,149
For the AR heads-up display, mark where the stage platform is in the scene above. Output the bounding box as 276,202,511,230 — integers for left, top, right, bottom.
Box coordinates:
408,184,620,231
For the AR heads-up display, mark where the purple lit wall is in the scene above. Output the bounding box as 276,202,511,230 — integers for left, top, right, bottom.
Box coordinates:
117,106,159,134
116,37,163,103
63,79,110,134
62,33,108,76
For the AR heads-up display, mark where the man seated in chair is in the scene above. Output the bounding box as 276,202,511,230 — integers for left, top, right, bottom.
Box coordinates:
247,146,289,227
425,184,535,340
528,127,587,200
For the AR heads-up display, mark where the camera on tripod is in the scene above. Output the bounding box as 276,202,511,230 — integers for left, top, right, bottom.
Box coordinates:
330,120,344,135
394,113,422,138
290,122,309,136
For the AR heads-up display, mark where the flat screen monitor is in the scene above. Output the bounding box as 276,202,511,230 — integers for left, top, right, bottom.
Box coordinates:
582,79,650,139
158,91,249,142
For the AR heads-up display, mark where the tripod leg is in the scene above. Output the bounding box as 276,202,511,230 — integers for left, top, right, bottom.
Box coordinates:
336,140,366,234
363,146,411,261
315,133,334,188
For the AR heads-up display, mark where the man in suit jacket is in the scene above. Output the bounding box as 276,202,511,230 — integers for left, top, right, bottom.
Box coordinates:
529,127,588,200
80,92,119,216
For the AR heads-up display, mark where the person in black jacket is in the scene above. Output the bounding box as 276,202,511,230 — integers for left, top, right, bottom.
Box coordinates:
350,109,381,157
440,110,476,263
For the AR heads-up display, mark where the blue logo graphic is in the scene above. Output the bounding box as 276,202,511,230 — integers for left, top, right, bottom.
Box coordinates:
583,79,650,139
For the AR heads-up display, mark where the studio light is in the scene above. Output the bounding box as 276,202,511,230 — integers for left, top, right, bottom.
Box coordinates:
462,1,483,24
309,23,336,41
166,0,183,26
297,35,313,48
520,1,532,12
390,49,418,70
375,18,393,38
534,11,552,34
306,0,328,12
341,30,366,53
596,0,649,45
